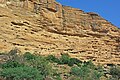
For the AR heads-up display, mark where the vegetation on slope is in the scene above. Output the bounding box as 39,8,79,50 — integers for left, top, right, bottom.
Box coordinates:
0,50,120,80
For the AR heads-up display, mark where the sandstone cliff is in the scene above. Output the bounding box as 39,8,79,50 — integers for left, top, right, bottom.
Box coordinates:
0,0,120,65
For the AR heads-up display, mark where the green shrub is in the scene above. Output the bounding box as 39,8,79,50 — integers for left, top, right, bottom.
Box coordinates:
0,66,43,80
83,60,95,69
71,65,91,80
46,55,60,63
71,66,81,76
68,58,82,66
27,56,52,78
23,52,36,60
90,70,103,80
71,66,90,76
46,55,55,61
71,65,103,80
68,58,74,66
46,54,82,66
1,60,24,69
110,66,120,79
60,54,70,64
0,53,54,80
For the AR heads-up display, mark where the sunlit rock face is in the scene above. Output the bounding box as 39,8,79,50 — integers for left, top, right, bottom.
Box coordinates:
0,0,120,65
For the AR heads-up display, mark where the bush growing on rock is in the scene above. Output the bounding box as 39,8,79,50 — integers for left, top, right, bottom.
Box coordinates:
68,58,82,66
46,54,82,66
0,52,53,80
27,56,52,78
1,60,24,69
46,55,60,63
70,61,104,80
110,66,120,80
0,66,43,80
23,52,36,60
71,66,90,80
0,51,119,80
59,54,70,64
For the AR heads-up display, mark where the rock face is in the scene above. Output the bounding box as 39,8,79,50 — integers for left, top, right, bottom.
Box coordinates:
0,0,120,65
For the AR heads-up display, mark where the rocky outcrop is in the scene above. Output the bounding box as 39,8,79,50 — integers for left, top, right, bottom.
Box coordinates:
0,0,120,65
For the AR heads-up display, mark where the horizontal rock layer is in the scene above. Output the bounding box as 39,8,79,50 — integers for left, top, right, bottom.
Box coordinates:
0,0,120,65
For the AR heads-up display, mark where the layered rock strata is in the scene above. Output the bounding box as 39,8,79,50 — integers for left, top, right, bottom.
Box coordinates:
0,0,120,65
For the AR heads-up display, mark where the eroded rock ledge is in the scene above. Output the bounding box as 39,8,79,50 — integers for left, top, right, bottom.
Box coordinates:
0,0,120,65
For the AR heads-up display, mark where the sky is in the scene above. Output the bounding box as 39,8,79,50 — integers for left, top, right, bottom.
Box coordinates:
56,0,120,28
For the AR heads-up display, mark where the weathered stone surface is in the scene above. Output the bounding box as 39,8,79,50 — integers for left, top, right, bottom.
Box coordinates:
0,0,120,65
